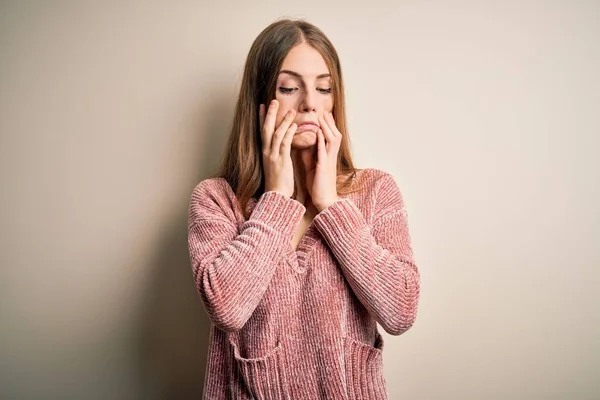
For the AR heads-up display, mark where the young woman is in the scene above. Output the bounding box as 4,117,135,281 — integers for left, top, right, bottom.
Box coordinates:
187,18,421,400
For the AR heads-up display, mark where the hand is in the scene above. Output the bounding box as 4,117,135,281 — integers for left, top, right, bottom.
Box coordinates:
309,110,341,212
259,100,297,198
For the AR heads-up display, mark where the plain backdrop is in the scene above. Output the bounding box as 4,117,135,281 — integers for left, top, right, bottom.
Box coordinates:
1,1,598,399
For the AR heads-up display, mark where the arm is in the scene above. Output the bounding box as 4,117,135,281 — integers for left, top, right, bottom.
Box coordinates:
187,181,305,332
312,173,420,335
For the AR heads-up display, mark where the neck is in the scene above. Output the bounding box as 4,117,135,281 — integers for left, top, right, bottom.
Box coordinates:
291,146,317,211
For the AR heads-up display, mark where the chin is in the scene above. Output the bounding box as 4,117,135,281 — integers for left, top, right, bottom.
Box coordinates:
291,131,317,149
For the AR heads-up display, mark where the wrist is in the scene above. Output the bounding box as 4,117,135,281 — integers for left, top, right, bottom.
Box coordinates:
315,197,339,213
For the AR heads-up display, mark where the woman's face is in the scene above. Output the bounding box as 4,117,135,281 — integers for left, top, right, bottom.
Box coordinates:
274,43,334,149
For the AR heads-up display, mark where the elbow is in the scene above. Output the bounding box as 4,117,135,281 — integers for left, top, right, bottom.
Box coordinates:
198,290,249,333
211,312,247,333
194,263,249,333
384,268,420,335
196,289,249,333
380,299,419,336
381,316,416,336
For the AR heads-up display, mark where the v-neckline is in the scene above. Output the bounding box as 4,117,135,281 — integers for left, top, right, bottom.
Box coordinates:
292,220,316,252
285,222,319,273
245,192,349,270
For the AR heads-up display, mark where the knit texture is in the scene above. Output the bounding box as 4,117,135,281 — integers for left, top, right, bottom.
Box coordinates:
187,168,420,399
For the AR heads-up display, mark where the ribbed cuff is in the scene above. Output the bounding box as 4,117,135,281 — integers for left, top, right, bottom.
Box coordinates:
249,191,306,237
312,198,365,243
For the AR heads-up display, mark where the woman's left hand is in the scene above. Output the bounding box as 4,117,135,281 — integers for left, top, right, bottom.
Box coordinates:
309,110,342,212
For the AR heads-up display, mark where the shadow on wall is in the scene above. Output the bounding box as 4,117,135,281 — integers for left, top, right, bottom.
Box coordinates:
135,93,235,399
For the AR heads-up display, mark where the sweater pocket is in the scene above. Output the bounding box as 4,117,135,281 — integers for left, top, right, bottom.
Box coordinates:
343,331,388,400
228,337,290,400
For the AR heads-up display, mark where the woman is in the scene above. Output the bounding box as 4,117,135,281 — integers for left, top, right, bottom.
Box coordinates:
187,18,420,400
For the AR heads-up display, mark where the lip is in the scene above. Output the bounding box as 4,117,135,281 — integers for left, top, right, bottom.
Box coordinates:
294,122,319,134
296,121,319,128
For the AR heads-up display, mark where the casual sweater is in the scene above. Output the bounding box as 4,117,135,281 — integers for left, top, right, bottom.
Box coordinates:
187,167,421,400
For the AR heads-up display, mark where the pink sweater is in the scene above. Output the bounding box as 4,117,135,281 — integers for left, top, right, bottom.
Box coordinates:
187,168,420,399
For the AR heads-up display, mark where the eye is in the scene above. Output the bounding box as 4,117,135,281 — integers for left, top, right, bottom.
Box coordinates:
278,87,297,95
317,88,332,94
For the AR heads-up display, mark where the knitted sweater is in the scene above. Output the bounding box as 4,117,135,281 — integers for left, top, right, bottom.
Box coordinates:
187,168,420,400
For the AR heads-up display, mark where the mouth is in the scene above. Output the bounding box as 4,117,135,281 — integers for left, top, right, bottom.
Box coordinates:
296,121,319,130
297,121,319,128
295,122,319,133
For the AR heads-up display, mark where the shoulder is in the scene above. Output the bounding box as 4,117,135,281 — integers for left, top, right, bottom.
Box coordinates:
365,167,392,181
188,177,239,224
190,177,234,201
358,168,405,210
350,168,397,191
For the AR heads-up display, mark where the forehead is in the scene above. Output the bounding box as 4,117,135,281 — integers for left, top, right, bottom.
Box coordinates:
280,43,329,77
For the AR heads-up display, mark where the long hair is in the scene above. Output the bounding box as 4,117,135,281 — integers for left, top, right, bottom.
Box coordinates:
216,18,363,219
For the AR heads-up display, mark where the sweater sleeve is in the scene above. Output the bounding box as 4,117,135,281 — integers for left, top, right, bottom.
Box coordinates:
187,181,306,333
312,173,420,335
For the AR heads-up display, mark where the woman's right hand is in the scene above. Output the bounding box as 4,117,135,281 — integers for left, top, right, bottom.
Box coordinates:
259,100,297,198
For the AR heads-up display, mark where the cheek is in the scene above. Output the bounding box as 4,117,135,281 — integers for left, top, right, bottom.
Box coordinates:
325,97,334,112
274,99,294,126
274,109,287,128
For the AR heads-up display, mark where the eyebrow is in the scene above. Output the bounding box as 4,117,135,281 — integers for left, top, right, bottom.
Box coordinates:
279,69,331,79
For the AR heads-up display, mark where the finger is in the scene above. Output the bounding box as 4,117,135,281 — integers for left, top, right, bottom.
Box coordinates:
323,111,342,151
318,114,335,149
325,111,342,138
316,128,326,163
271,109,296,153
263,100,279,150
280,122,297,154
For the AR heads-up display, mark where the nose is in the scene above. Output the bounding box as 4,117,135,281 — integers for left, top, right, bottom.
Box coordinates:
298,90,316,113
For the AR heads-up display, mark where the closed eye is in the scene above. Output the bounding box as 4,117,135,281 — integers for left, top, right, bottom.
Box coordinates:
278,87,296,94
278,87,332,95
